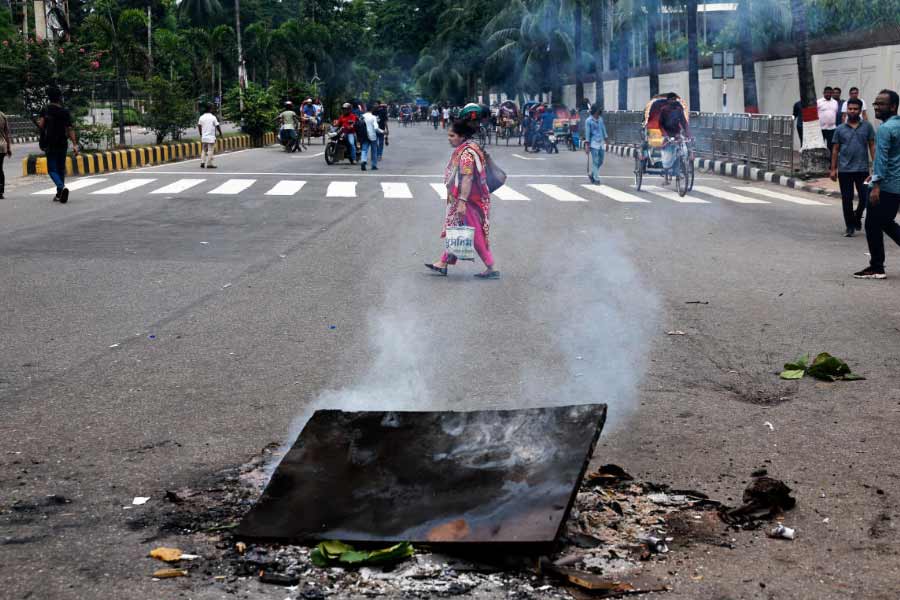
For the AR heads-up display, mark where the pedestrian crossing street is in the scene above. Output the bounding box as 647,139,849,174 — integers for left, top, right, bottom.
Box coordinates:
32,176,834,208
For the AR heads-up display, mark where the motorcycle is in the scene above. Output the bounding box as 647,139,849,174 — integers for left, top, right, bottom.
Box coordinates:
527,129,559,154
278,126,303,153
324,126,359,165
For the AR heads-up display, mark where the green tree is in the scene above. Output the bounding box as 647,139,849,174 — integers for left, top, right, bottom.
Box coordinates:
223,81,276,141
143,75,196,142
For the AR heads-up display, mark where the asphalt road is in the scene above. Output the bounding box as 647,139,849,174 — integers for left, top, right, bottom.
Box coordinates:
1,122,898,599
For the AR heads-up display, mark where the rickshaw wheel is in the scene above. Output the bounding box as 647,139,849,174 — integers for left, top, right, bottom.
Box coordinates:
686,156,695,191
675,156,688,197
634,155,644,190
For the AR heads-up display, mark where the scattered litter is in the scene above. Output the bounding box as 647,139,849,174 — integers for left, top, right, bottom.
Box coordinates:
148,335,156,340
576,355,583,360
647,492,690,506
585,464,634,486
685,301,709,305
822,517,830,524
638,533,671,554
779,352,865,381
721,476,796,526
132,497,150,506
666,330,686,336
222,283,232,289
329,325,336,330
258,571,300,586
310,541,414,568
152,568,188,578
767,524,796,540
279,254,287,259
109,343,120,349
764,421,775,431
164,490,183,504
199,241,209,245
149,547,200,562
235,542,247,554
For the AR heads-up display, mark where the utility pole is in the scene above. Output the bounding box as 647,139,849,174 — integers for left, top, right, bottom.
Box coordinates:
235,0,244,112
23,0,29,39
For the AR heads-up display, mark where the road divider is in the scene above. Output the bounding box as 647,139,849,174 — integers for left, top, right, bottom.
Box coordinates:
22,132,276,177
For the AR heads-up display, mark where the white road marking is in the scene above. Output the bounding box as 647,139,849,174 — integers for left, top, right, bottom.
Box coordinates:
733,186,830,206
692,185,770,204
528,184,588,202
430,183,447,198
581,184,651,203
265,180,307,196
208,179,256,194
34,178,108,195
150,179,206,194
642,185,711,204
512,154,546,161
91,179,157,195
492,185,530,201
381,182,413,198
326,181,357,197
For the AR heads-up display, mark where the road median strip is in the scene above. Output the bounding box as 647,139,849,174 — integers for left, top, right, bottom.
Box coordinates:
605,142,841,199
21,132,276,177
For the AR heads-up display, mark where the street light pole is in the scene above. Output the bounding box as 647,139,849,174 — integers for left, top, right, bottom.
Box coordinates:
235,0,244,112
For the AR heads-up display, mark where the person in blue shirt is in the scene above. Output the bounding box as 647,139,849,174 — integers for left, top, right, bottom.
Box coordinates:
855,89,900,279
584,106,608,184
540,107,555,132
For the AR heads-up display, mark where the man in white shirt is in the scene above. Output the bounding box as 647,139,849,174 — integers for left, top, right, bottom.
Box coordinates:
360,107,384,171
197,104,222,169
817,86,839,152
442,106,450,129
842,87,869,122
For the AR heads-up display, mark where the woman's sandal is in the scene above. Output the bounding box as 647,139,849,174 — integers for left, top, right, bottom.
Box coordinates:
425,263,448,276
474,270,500,279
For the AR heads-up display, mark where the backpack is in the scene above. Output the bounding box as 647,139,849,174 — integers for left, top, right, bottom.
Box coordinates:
354,115,369,141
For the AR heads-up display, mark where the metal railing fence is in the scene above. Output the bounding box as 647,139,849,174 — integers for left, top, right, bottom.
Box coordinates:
603,110,795,173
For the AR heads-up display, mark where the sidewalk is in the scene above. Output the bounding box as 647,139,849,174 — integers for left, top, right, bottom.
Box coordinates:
2,123,240,190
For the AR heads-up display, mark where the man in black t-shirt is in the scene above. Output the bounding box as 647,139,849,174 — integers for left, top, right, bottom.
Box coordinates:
374,101,389,161
38,86,79,204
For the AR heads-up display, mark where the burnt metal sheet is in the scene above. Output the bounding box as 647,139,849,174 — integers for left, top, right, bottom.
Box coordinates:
237,404,607,545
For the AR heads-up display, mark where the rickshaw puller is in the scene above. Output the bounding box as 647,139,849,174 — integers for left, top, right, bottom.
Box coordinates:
659,93,691,180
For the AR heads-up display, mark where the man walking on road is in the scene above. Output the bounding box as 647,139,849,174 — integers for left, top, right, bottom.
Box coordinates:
374,101,389,161
198,104,222,168
818,86,839,152
854,90,900,279
831,98,875,236
38,86,78,204
359,106,384,171
584,106,608,184
0,109,11,199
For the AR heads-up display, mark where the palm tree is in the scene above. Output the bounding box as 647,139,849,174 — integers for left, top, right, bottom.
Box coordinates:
589,0,606,110
613,1,633,109
244,22,272,86
790,0,827,174
738,0,759,113
85,7,148,145
484,0,575,102
179,0,224,27
686,0,699,111
210,25,235,101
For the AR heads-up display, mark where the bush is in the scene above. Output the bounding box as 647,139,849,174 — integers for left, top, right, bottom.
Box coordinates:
223,83,277,142
143,77,197,144
112,106,142,127
78,123,116,151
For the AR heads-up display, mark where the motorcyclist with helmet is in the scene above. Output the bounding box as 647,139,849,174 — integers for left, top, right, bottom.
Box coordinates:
335,102,359,164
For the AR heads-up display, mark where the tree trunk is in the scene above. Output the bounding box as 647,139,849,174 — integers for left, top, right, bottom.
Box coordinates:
115,54,125,146
617,20,630,110
574,1,584,107
791,0,827,175
647,0,660,96
687,0,700,112
590,0,605,110
739,0,759,113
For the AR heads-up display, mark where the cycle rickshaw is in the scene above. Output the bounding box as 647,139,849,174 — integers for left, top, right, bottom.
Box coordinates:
633,94,695,196
495,100,521,145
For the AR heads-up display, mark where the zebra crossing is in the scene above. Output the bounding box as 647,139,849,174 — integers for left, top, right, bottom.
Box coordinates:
31,176,835,209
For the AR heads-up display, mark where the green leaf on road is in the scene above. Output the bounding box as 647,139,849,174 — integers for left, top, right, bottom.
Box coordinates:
310,541,414,568
779,369,806,380
783,353,809,371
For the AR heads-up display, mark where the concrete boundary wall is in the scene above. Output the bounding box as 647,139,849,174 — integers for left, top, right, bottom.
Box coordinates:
562,41,900,144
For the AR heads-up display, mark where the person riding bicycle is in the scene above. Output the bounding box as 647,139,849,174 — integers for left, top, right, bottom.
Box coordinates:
277,101,300,147
335,102,359,164
659,93,690,180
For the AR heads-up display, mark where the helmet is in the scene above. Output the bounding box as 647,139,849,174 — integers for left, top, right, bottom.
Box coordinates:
459,103,484,121
342,102,352,109
285,101,293,106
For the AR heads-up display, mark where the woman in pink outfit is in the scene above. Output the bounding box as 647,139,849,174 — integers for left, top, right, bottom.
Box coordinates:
425,118,500,279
